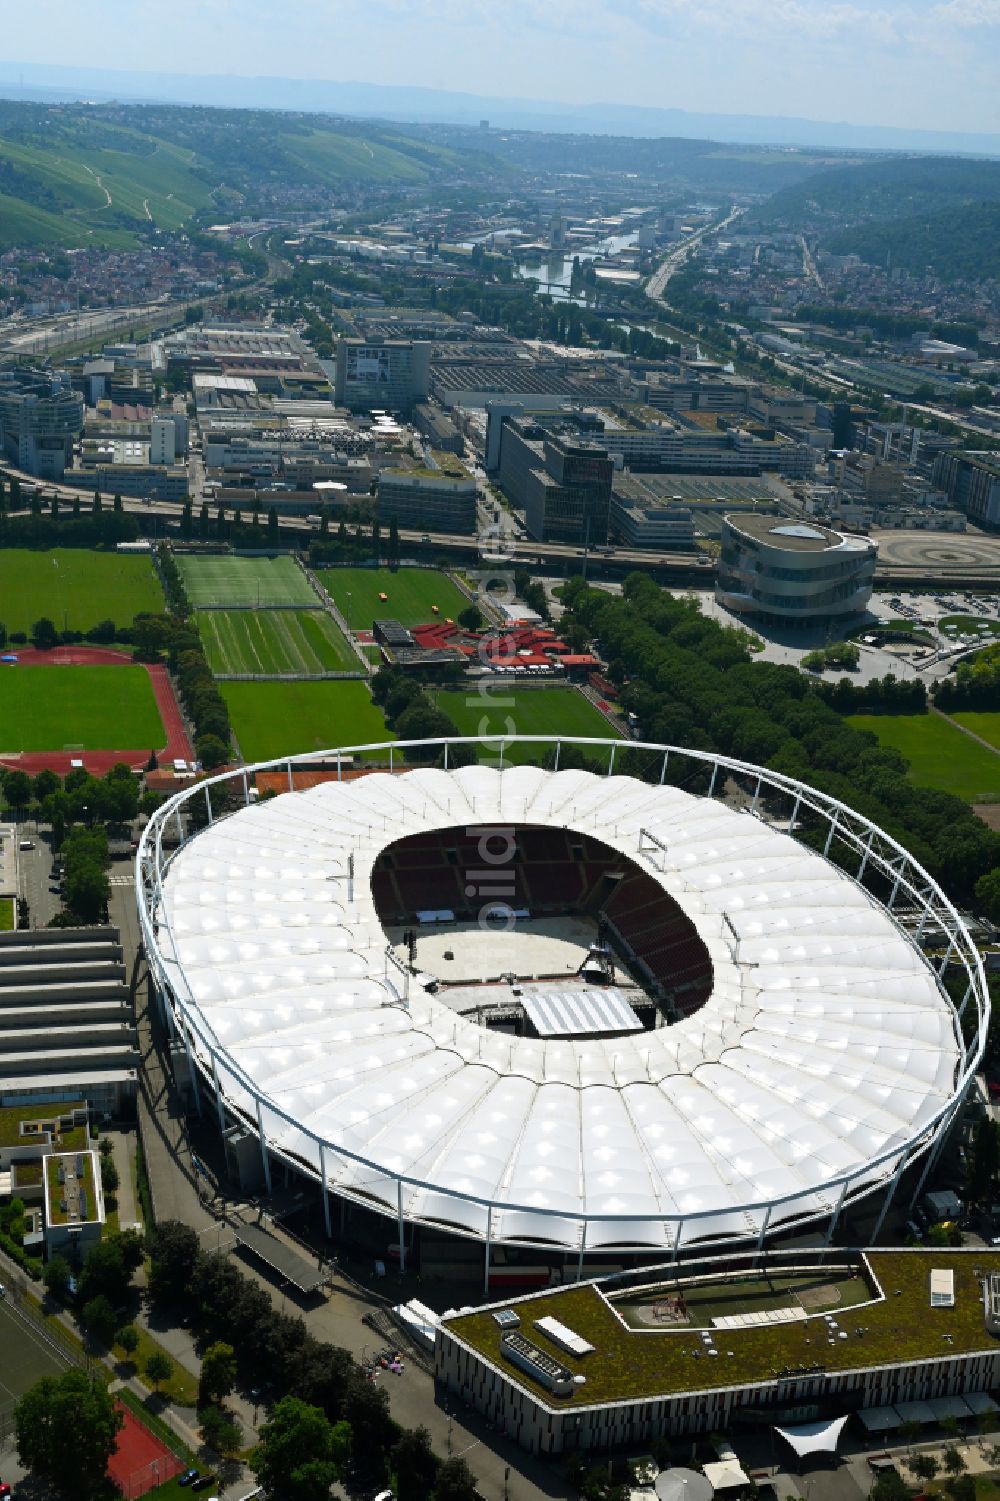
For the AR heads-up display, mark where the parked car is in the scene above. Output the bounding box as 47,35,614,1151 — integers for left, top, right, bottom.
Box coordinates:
178,1473,199,1489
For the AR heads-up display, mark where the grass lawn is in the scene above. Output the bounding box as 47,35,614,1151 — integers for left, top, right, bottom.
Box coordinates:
952,712,1000,752
0,547,163,634
939,614,1000,640
198,608,356,675
318,566,469,629
114,1327,199,1407
176,554,317,608
429,686,623,764
222,680,393,763
848,712,1000,802
0,896,13,931
0,665,164,752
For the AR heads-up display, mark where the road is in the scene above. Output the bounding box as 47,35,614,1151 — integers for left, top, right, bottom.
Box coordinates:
645,204,746,303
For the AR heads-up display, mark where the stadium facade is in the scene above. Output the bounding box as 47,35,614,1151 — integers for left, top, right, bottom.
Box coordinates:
137,740,987,1280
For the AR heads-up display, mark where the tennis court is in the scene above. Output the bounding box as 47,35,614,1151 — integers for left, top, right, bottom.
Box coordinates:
176,554,318,608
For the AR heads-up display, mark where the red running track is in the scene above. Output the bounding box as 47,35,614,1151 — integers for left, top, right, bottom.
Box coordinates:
0,645,194,776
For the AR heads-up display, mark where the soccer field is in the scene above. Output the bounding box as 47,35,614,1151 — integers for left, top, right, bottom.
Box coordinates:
222,680,393,762
198,609,357,675
848,712,1000,802
0,665,165,752
0,548,163,634
176,554,318,608
318,567,469,629
430,686,622,764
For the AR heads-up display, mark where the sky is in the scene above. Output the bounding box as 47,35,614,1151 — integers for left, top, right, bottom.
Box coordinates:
4,0,1000,134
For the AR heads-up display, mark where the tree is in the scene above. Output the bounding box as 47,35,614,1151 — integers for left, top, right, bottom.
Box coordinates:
113,493,123,514
100,1154,120,1194
81,1293,118,1347
145,1350,173,1394
458,604,484,631
388,514,400,566
31,616,59,650
148,1220,201,1306
199,501,210,540
195,732,229,770
911,1453,939,1482
116,1324,140,1359
77,1229,144,1305
181,501,193,540
64,858,110,923
392,1424,439,1501
976,867,1000,925
43,1254,72,1302
4,770,31,814
869,1473,908,1501
251,1396,350,1501
943,1444,967,1477
434,1456,479,1501
34,767,61,802
199,1402,243,1457
15,1368,123,1497
199,1341,237,1407
968,1117,1000,1204
267,505,279,543
93,489,103,515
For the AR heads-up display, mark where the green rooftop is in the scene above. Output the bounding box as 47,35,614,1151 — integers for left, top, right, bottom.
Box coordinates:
0,1103,88,1151
443,1251,1000,1407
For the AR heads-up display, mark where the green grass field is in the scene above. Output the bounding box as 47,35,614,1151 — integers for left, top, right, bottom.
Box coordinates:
176,554,318,609
0,1300,68,1403
848,712,1000,801
198,609,356,675
430,686,622,764
939,615,1000,640
0,897,13,932
952,712,1000,752
222,681,393,762
318,567,469,629
0,548,163,634
0,666,164,752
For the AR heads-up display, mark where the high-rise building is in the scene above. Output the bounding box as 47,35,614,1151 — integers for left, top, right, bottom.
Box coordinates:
0,367,84,480
334,338,430,415
933,451,1000,530
496,416,613,545
149,416,176,466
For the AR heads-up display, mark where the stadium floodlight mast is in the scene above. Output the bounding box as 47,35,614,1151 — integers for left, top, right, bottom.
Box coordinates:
137,737,988,1283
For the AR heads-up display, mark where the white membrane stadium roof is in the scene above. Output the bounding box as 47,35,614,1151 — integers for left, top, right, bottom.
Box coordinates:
156,766,961,1250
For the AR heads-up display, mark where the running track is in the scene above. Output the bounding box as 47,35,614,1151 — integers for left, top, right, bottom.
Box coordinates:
0,645,194,776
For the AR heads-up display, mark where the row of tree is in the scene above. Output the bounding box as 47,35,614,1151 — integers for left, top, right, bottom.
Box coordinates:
933,642,1000,713
132,610,230,769
560,573,1000,909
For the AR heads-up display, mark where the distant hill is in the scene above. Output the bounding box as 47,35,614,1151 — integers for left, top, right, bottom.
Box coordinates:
823,200,1000,282
754,155,1000,229
0,100,464,248
752,156,1000,281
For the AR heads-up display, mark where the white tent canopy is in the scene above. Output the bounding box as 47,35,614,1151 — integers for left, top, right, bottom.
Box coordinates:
155,765,962,1249
703,1459,751,1490
775,1415,850,1457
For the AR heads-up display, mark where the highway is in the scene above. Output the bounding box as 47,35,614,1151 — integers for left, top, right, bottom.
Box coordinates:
645,204,747,304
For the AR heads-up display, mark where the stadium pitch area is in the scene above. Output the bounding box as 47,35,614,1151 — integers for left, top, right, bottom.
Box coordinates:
318,566,469,629
222,680,392,762
0,547,163,634
0,665,164,752
176,554,317,608
198,609,356,675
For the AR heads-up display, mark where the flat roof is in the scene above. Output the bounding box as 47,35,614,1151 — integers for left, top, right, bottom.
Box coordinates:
233,1221,326,1294
728,513,843,551
442,1250,1000,1408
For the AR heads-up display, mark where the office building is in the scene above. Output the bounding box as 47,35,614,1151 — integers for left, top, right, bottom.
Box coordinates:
377,455,477,535
932,452,1000,530
0,367,84,480
149,415,176,465
717,514,876,627
334,337,430,415
495,416,612,545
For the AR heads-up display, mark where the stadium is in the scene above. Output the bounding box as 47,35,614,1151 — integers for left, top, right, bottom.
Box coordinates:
136,738,988,1279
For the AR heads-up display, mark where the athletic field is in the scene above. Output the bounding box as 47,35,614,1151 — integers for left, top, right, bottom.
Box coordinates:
0,1298,68,1405
176,554,317,608
318,567,469,629
848,712,1000,802
198,609,356,675
222,680,393,762
0,665,164,752
952,711,1000,752
0,548,163,634
430,686,622,764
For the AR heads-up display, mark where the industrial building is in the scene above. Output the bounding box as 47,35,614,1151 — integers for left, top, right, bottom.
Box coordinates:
716,514,877,627
0,366,84,480
0,927,138,1117
334,337,430,415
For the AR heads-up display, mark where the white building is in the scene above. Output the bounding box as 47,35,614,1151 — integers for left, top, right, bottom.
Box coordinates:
716,514,876,627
